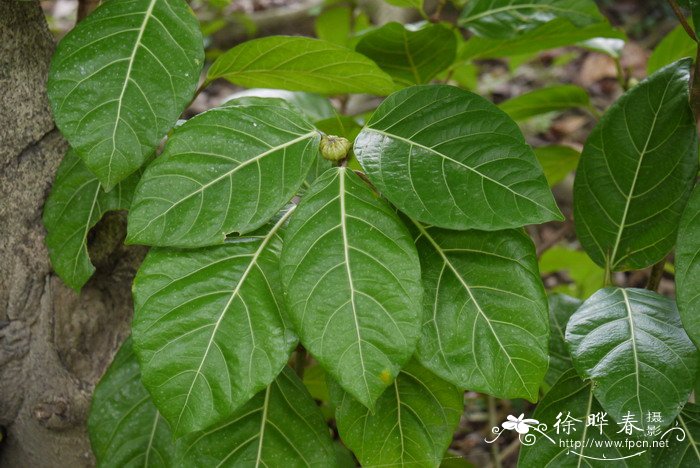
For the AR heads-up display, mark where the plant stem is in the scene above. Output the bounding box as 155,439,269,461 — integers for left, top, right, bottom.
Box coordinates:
294,345,307,378
646,259,666,291
488,395,502,468
431,0,447,22
182,80,210,116
668,0,698,42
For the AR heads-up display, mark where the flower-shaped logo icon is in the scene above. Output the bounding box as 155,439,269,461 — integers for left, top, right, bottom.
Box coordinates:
502,414,539,434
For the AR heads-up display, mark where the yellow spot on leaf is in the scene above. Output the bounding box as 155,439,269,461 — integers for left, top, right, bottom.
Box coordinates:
379,369,392,384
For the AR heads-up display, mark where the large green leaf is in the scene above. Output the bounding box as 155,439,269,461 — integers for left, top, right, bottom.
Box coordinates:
544,294,581,390
207,36,396,96
498,85,590,121
573,59,698,271
280,167,423,409
176,367,336,466
332,360,463,467
459,0,605,39
533,145,580,187
43,149,140,291
652,403,700,467
410,220,549,401
676,185,700,349
518,369,651,467
132,209,298,435
127,99,319,247
89,338,175,467
354,85,562,231
355,22,457,87
47,0,203,189
647,25,696,75
565,288,698,432
459,18,625,60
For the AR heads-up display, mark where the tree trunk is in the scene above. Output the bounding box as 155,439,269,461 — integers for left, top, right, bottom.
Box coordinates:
0,3,140,466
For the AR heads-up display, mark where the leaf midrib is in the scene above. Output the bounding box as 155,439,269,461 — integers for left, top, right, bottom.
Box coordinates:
411,219,532,398
461,2,593,24
367,127,560,218
608,77,672,269
173,207,295,433
108,0,157,186
339,168,372,403
130,131,315,240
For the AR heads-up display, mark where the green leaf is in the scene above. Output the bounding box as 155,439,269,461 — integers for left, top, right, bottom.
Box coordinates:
647,24,697,75
207,36,396,96
498,85,590,121
47,0,203,189
383,0,424,9
539,246,605,299
459,18,625,60
354,85,562,231
224,89,336,122
410,220,549,401
332,360,463,467
89,338,175,467
652,403,700,467
131,209,298,435
544,294,581,391
573,59,699,271
518,369,651,467
565,287,698,432
533,145,580,187
43,149,140,291
460,0,605,39
315,6,352,46
176,367,336,466
676,185,700,349
355,22,457,87
127,99,320,247
280,167,423,409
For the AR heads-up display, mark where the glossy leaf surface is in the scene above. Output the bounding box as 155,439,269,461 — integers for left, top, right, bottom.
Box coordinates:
127,99,319,247
410,220,549,401
280,167,423,409
332,360,463,467
651,403,700,467
355,22,457,86
43,149,140,290
460,0,605,39
47,0,203,189
177,367,336,466
460,19,625,60
566,288,698,432
132,210,297,435
676,185,700,349
573,60,698,271
519,369,650,467
207,36,396,95
354,85,562,231
89,338,175,467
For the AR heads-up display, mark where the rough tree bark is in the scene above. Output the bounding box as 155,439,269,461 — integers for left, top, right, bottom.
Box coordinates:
0,3,141,466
